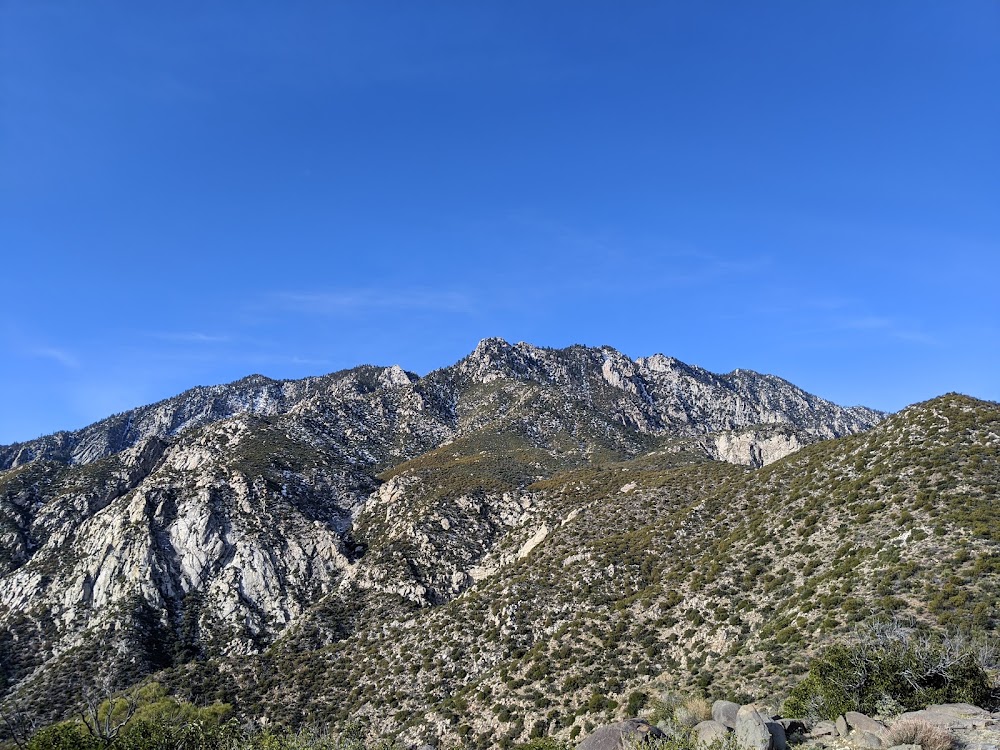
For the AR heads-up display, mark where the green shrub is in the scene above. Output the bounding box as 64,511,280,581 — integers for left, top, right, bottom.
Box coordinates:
515,737,570,750
21,715,400,750
626,691,648,717
783,624,994,719
26,724,99,750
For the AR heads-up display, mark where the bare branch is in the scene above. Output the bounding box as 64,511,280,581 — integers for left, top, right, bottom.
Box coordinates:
78,675,140,747
0,704,38,750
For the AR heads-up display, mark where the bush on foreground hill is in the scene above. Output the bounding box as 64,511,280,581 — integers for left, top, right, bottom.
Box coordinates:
783,619,997,719
5,683,398,750
7,617,999,749
21,720,401,750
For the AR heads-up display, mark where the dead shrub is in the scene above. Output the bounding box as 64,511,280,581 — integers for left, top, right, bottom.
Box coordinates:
886,719,956,750
674,696,712,727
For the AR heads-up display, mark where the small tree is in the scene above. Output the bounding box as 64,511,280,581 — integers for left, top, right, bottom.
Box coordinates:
78,679,139,748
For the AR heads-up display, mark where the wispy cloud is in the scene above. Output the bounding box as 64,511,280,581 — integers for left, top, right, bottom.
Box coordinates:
31,347,80,368
148,331,232,343
836,316,897,331
657,253,773,286
270,288,474,315
830,316,937,345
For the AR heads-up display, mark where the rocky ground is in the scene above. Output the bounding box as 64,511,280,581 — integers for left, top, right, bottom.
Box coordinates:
580,703,1000,750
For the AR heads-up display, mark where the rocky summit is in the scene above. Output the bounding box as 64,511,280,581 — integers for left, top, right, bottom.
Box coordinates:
1,339,997,749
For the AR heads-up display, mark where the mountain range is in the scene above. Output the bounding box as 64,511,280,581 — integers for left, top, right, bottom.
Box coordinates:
1,339,996,749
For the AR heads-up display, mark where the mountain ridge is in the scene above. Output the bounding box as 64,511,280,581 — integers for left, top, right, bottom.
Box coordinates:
0,339,883,471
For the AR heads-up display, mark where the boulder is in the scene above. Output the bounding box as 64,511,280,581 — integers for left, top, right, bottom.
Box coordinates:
926,704,992,718
854,731,885,749
846,711,888,738
735,709,774,750
811,721,837,737
578,719,666,750
836,716,850,737
713,700,741,729
738,704,774,722
694,720,731,747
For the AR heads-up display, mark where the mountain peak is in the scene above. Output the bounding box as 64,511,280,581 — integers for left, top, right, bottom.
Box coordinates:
459,337,546,383
473,335,512,352
379,364,416,388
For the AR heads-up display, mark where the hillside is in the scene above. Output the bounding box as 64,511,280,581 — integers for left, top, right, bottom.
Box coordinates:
9,340,977,748
132,392,994,749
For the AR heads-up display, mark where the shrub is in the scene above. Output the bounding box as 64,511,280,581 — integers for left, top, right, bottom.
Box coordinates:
620,717,736,750
783,621,995,719
21,716,404,750
26,724,99,750
515,738,570,750
626,691,648,716
886,720,956,750
673,696,712,728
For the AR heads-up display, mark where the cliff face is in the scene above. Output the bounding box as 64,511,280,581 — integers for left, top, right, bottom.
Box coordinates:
0,339,888,726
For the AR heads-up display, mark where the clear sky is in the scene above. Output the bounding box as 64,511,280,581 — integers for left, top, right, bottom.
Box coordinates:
1,2,998,444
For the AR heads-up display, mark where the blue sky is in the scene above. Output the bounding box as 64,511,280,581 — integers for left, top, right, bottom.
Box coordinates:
1,1,998,444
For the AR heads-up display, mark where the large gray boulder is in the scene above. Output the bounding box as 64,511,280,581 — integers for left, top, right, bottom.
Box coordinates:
846,712,888,739
735,709,774,750
694,720,731,747
854,731,886,749
738,705,774,722
713,700,741,729
578,719,666,750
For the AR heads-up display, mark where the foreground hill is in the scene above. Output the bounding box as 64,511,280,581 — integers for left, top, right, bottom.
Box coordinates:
0,339,920,743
